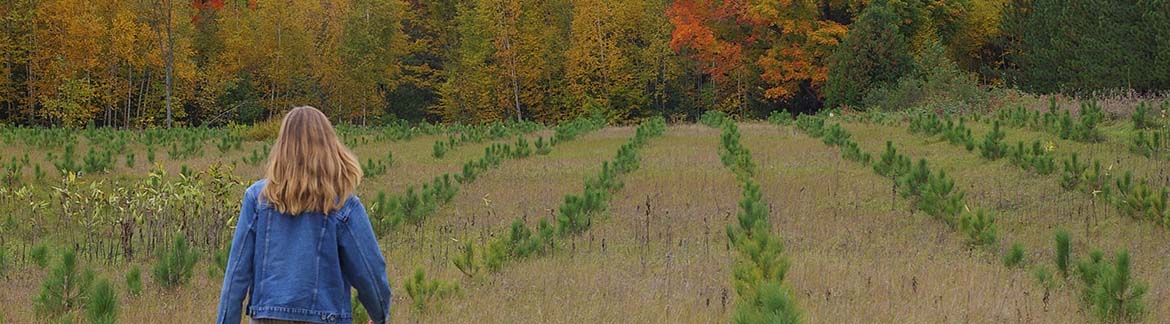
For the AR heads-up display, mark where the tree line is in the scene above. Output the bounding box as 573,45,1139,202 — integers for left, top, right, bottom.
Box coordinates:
1,0,1167,128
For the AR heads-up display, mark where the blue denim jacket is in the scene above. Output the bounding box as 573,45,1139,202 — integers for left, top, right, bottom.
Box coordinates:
216,180,392,324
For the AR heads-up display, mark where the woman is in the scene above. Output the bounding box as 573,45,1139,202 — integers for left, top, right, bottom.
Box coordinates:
216,106,391,324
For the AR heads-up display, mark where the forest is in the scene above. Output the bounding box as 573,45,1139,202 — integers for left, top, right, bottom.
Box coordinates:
1,0,1168,128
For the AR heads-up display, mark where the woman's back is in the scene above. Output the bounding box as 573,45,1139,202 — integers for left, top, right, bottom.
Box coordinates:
217,107,391,324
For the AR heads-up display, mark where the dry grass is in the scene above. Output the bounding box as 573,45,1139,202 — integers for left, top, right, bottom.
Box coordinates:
2,122,1165,323
841,120,1170,322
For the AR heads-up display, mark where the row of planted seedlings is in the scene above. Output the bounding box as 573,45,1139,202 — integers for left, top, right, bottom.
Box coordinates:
993,98,1107,143
824,112,1150,322
704,111,802,323
356,114,612,316
367,114,606,237
432,120,544,158
448,117,665,280
908,112,1170,232
366,118,661,318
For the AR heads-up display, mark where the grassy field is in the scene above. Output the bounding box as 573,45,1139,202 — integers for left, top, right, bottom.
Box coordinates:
1,112,1167,323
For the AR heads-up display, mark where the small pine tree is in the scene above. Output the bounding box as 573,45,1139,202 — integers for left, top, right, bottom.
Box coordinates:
452,240,479,278
1033,265,1056,291
403,267,460,313
0,247,8,278
1003,243,1025,268
959,209,997,246
209,241,232,278
31,243,50,269
152,235,199,289
1055,229,1071,278
85,278,117,324
432,140,446,158
125,266,143,297
34,249,91,319
979,121,1008,160
1090,250,1147,322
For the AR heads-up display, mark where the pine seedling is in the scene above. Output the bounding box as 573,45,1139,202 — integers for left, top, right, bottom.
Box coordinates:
209,241,232,278
959,209,997,246
403,267,460,313
1055,229,1071,278
979,121,1008,160
534,137,552,155
1003,243,1026,268
452,240,479,278
1090,250,1147,322
432,140,446,158
34,249,90,319
896,159,931,199
152,235,199,289
1033,265,1056,291
125,266,143,297
31,242,50,269
1061,153,1087,190
86,278,117,324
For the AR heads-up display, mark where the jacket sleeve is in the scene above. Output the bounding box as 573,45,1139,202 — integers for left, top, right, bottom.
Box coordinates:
216,188,259,324
338,198,392,324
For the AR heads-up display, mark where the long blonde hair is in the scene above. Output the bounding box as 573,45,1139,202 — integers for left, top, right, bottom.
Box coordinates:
261,106,362,215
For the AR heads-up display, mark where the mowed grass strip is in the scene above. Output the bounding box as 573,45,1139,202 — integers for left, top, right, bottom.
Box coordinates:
841,120,1170,321
744,122,1083,323
426,125,738,323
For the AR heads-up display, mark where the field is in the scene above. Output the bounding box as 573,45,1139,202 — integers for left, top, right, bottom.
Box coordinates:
1,108,1168,323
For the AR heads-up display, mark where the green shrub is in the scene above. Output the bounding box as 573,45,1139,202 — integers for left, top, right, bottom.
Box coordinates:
1003,243,1026,268
34,249,93,319
700,110,731,127
1132,101,1156,129
795,114,826,137
85,278,117,324
979,121,1008,160
767,110,791,125
1055,229,1071,278
388,186,436,227
1033,265,1056,291
363,158,387,179
403,267,460,313
452,240,479,278
152,235,199,289
245,118,281,141
125,266,143,297
209,241,232,278
731,280,800,324
942,118,976,151
896,158,931,198
51,143,80,176
31,242,50,269
512,137,531,158
908,113,945,136
534,137,552,155
918,169,964,226
34,163,45,180
1060,153,1087,190
959,209,996,246
0,247,8,277
873,141,910,179
1077,250,1147,322
1129,129,1162,158
432,140,446,159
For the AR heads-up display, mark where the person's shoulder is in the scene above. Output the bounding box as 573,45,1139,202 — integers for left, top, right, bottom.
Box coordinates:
244,179,268,200
336,194,364,222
